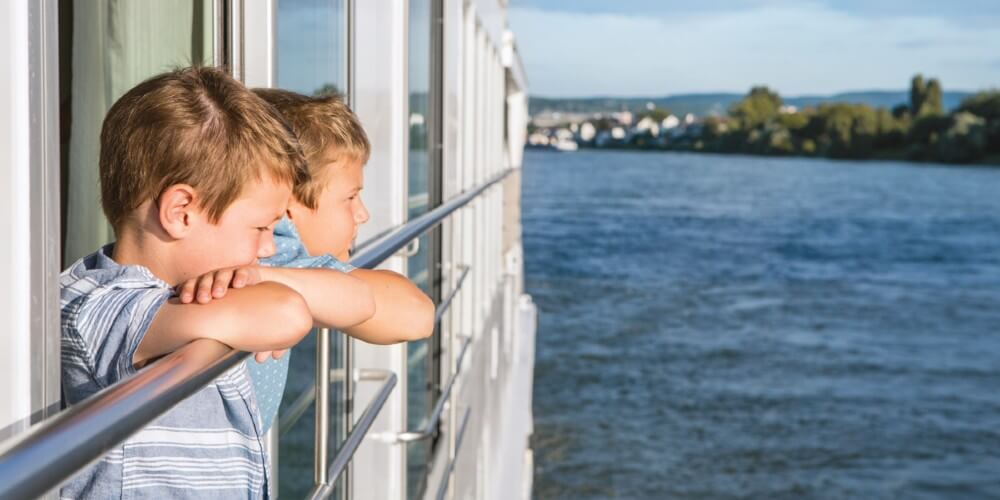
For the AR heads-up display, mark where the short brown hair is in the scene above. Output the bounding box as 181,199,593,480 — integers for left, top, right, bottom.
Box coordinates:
252,88,371,209
100,66,309,230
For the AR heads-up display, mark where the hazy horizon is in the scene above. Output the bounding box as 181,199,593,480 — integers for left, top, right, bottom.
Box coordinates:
528,88,980,100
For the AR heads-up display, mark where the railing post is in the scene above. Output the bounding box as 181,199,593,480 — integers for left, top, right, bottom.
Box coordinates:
315,327,331,487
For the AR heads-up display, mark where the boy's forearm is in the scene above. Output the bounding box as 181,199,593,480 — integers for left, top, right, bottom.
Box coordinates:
137,282,312,365
340,269,435,345
258,267,376,329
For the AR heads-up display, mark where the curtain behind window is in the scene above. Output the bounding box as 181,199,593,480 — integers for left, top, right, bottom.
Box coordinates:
62,0,213,266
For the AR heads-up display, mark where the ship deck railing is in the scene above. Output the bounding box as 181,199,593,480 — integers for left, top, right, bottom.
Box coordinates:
0,169,512,500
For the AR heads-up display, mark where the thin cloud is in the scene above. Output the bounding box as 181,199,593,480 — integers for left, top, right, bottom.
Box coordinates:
509,3,1000,96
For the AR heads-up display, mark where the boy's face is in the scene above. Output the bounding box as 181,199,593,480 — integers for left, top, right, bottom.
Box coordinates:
292,155,369,260
181,173,291,280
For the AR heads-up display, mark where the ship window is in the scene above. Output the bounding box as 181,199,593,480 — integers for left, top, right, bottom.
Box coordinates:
58,0,215,266
406,0,443,498
273,1,349,499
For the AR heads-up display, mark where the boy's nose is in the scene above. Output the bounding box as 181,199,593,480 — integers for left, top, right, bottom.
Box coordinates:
356,200,370,225
258,233,277,259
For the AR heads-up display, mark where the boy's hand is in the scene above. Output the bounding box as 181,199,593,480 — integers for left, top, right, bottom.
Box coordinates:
177,266,263,304
254,349,288,363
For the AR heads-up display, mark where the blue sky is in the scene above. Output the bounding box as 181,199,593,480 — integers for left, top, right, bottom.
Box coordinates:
508,0,1000,97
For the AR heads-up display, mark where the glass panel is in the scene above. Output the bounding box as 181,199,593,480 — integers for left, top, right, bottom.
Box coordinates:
277,0,347,96
275,1,348,498
406,0,437,498
59,0,215,266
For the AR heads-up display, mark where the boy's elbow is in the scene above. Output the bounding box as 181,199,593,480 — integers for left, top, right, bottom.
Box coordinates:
274,287,314,347
357,288,377,327
406,292,435,341
379,270,435,341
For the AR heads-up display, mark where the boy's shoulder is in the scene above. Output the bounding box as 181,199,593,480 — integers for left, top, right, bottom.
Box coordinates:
61,245,174,388
61,245,173,331
61,245,171,301
262,217,354,272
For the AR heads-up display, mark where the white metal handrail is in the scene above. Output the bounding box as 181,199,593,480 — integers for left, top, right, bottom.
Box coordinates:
279,263,471,439
0,339,246,499
306,369,397,500
434,407,473,500
378,335,472,444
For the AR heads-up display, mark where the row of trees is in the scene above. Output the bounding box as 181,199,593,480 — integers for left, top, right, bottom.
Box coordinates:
668,76,999,164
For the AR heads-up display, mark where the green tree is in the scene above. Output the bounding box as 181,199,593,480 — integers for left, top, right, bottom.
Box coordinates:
640,107,672,122
875,107,907,149
810,103,877,158
729,86,782,130
958,90,1000,153
935,111,987,163
907,114,952,160
959,90,1000,120
777,111,809,132
910,74,926,116
924,78,944,116
910,74,944,117
313,83,342,97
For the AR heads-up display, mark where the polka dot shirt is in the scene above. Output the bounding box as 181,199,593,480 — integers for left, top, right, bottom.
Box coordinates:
248,217,354,433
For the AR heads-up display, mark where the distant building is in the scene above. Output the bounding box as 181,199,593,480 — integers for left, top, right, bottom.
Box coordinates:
611,126,627,140
528,132,549,146
661,115,680,130
554,128,574,141
634,116,660,137
531,110,590,128
579,122,597,142
683,113,696,125
779,105,798,114
612,111,633,126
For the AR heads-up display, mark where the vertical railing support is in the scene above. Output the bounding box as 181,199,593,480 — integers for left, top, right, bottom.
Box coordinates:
314,327,332,487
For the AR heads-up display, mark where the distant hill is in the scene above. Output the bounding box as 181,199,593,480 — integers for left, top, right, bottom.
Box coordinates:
529,91,974,118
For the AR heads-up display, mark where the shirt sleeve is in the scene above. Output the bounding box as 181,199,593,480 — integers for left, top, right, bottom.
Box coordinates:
73,284,172,387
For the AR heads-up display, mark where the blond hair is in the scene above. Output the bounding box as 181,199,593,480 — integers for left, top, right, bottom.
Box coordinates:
100,66,309,230
252,88,371,209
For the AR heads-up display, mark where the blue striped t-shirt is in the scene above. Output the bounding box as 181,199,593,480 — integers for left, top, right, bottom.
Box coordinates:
60,245,270,499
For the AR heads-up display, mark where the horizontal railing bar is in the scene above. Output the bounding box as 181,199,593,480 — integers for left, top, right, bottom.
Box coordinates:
306,369,397,500
0,339,248,500
434,407,473,500
349,169,511,270
385,335,472,444
434,265,471,325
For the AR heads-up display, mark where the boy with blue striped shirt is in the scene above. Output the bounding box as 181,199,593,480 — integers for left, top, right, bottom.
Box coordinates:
60,67,376,499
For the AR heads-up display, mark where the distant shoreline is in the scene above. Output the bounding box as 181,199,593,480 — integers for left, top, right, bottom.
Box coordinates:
527,144,1000,168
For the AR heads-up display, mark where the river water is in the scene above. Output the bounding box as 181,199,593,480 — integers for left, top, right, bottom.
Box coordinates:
523,149,1000,499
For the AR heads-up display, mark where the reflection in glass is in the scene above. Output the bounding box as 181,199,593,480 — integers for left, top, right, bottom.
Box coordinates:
59,0,214,265
406,0,436,498
277,0,346,96
275,1,348,498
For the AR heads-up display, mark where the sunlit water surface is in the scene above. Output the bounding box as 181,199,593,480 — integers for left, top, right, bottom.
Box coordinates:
524,149,1000,499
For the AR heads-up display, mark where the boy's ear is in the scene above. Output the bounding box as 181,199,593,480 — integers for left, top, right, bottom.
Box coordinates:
286,199,308,221
158,184,200,239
